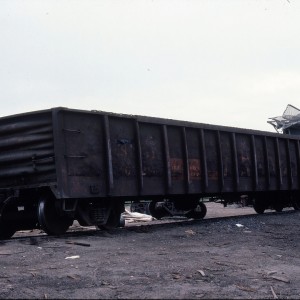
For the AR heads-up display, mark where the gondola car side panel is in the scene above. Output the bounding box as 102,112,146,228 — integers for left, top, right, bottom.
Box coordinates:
53,109,107,199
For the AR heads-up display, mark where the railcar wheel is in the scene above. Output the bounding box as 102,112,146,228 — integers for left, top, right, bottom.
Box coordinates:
119,215,125,227
273,202,284,212
253,198,266,214
0,204,17,240
97,209,121,230
292,198,300,210
185,202,207,219
148,201,166,220
0,218,16,240
0,226,16,240
38,196,73,235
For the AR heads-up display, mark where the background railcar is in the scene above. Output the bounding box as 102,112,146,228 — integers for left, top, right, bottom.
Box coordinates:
0,107,299,239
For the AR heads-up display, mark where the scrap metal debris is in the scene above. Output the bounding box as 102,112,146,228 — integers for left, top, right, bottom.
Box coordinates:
197,270,205,277
235,285,257,292
270,286,279,299
270,275,290,283
185,229,196,236
171,272,181,280
66,241,90,247
67,275,80,280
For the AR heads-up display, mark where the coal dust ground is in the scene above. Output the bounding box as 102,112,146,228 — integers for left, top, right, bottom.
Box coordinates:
0,203,299,299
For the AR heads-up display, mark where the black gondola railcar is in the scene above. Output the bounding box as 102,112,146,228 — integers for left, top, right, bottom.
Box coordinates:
0,107,299,239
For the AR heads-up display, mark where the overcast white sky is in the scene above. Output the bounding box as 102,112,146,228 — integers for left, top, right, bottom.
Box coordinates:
1,0,300,132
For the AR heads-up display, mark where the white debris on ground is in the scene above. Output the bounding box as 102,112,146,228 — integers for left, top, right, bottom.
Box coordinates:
235,224,244,228
122,209,156,223
65,255,80,260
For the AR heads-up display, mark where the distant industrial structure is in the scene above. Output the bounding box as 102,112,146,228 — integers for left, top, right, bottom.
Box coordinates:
268,104,300,135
